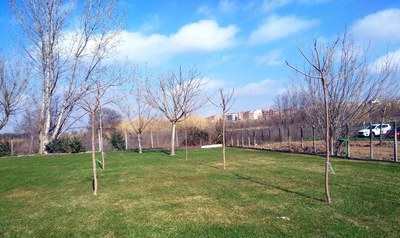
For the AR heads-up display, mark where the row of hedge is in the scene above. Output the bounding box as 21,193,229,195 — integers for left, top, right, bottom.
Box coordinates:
45,137,85,154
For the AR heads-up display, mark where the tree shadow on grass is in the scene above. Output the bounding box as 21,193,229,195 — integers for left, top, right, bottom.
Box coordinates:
194,162,323,202
232,173,324,202
196,162,223,170
128,148,170,155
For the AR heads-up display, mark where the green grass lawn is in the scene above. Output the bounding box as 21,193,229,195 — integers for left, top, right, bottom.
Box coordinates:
0,148,399,237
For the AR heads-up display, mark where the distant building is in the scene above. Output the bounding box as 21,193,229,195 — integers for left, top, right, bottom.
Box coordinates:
252,109,263,120
262,109,279,119
238,112,244,120
207,108,280,122
206,115,222,122
226,113,239,121
242,111,251,120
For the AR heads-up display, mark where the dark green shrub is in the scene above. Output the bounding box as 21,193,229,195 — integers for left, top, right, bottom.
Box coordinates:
214,120,223,144
0,142,11,157
65,137,85,153
187,127,209,146
45,137,85,154
110,132,125,150
45,139,67,153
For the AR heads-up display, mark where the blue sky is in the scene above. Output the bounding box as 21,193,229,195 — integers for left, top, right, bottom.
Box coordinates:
1,0,400,117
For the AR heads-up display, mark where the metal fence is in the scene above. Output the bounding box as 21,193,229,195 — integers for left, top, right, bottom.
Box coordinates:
227,121,398,162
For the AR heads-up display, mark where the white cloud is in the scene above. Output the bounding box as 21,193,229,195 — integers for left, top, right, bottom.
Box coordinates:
255,49,283,66
200,77,228,92
350,8,400,43
262,0,329,13
204,54,234,68
199,78,284,116
139,14,162,33
369,49,400,73
249,15,318,44
171,21,238,51
231,79,284,112
115,20,239,64
219,0,238,13
262,0,291,13
197,5,213,17
236,79,277,95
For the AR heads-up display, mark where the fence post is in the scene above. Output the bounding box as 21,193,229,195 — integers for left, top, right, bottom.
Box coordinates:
394,121,397,162
279,127,282,146
241,130,244,147
253,130,256,146
150,129,154,149
370,122,373,160
30,134,34,154
268,128,271,142
346,123,350,158
330,124,334,156
261,129,264,143
11,140,14,156
312,125,316,154
125,129,128,150
300,126,304,150
287,126,291,151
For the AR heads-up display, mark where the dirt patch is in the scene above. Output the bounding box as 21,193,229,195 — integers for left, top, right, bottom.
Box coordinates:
6,188,36,198
252,140,397,161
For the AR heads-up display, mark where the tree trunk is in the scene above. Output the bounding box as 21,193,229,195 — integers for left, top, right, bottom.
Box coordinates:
170,122,176,156
150,129,154,149
176,127,179,147
185,125,188,160
138,133,142,153
222,113,226,169
185,113,188,160
125,129,128,150
39,76,52,154
98,130,101,151
99,108,104,170
91,110,98,196
322,79,332,204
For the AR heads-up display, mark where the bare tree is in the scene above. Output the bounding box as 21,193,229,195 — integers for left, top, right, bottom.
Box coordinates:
295,35,397,154
80,66,124,195
286,33,398,203
145,67,205,156
286,39,338,204
210,88,235,169
121,72,155,154
0,57,29,131
10,0,121,154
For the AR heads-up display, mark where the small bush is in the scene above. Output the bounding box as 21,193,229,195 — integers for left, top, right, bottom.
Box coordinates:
45,139,67,153
214,121,223,144
45,137,85,154
187,127,209,146
110,132,125,150
0,142,11,157
66,137,85,153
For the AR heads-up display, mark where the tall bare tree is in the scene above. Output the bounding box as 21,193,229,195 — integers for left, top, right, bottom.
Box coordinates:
210,88,235,169
121,71,155,154
10,0,121,153
145,67,205,156
286,33,399,204
80,66,124,195
286,39,338,204
0,57,29,131
293,35,397,155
